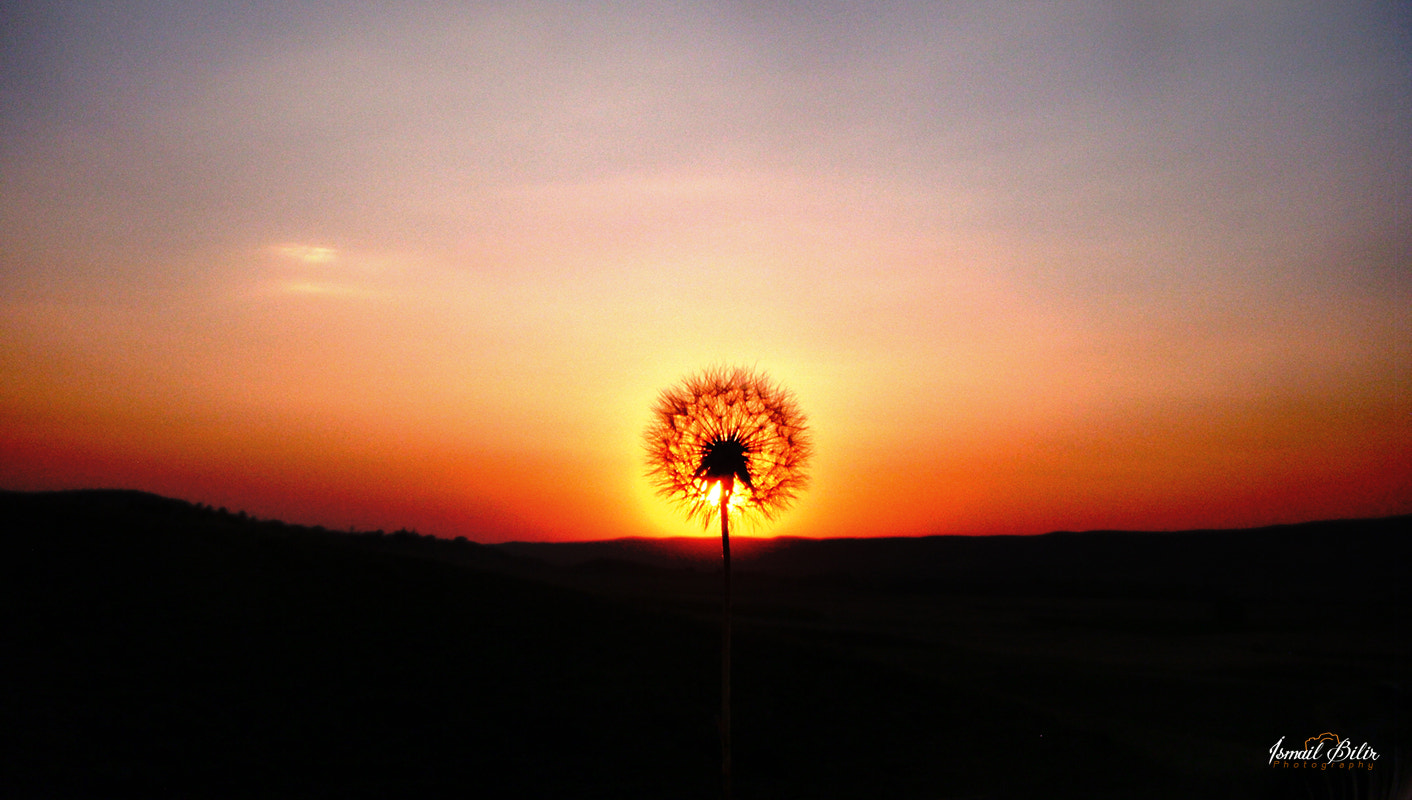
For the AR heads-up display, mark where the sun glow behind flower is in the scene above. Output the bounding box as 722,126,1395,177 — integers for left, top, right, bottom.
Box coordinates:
645,367,811,529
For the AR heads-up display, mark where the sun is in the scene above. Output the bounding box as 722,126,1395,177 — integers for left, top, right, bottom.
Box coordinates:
702,479,749,510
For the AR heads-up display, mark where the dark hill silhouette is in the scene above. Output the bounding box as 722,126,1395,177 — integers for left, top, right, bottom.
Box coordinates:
497,518,1408,625
2,489,1406,799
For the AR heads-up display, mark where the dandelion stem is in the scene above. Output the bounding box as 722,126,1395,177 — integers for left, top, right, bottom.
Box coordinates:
720,484,732,800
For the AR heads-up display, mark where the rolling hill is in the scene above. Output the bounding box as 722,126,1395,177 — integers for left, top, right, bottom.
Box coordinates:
3,489,1405,798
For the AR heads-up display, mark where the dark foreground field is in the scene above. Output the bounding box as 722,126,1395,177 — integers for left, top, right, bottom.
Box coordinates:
2,490,1406,799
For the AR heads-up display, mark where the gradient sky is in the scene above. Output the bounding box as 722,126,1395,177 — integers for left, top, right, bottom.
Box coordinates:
2,2,1408,541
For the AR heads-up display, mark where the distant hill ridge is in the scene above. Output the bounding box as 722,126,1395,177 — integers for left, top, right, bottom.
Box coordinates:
3,487,1405,605
0,487,529,572
499,516,1408,604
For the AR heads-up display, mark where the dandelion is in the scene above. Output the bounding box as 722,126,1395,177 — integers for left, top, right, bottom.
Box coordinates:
643,366,811,798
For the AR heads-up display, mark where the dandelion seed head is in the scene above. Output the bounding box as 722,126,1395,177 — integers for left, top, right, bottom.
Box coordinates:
644,366,811,527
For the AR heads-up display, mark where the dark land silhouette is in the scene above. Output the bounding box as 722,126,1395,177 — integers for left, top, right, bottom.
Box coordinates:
2,488,1406,798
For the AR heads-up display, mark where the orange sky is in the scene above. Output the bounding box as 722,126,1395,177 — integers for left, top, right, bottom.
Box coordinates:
2,3,1409,541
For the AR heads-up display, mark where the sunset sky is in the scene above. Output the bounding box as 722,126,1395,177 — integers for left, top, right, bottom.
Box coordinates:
2,2,1408,541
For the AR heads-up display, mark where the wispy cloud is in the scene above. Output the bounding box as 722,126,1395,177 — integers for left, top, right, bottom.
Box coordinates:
262,242,387,299
273,280,378,299
273,243,338,265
